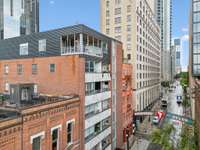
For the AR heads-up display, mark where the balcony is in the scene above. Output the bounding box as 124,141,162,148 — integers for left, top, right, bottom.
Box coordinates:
85,91,111,106
85,73,111,83
61,34,107,58
61,46,103,58
85,109,111,129
85,127,111,150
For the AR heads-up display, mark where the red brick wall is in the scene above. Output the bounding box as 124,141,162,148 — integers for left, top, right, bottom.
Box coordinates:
0,124,22,150
114,42,123,149
0,55,84,96
22,100,81,150
121,64,133,145
0,55,86,149
0,99,81,150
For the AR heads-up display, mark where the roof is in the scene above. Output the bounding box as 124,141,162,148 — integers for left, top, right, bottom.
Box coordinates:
0,24,120,60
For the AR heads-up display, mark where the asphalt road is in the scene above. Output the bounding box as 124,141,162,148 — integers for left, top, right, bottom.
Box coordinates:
165,81,184,147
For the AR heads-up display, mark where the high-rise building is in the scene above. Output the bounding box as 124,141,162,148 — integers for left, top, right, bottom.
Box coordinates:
0,0,39,40
155,0,172,81
189,0,200,148
171,44,176,79
172,38,182,75
101,1,161,148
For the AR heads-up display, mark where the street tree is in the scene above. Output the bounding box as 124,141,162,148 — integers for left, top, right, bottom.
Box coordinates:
151,124,175,150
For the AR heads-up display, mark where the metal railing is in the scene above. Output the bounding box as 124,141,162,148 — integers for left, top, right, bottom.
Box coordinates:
61,45,103,57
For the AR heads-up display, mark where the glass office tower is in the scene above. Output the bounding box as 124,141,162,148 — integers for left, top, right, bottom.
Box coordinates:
192,0,200,75
0,0,39,39
155,0,172,81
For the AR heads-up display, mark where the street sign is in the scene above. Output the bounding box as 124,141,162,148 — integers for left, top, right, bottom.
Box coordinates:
135,111,154,116
166,112,193,125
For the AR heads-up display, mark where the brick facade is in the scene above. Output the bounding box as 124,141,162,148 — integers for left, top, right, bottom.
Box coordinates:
0,97,81,150
0,55,85,149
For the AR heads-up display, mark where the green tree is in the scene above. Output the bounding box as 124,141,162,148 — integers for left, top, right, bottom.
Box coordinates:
151,124,175,150
178,125,197,150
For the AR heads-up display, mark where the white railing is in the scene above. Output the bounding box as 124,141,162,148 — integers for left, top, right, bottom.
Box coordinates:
85,73,111,83
61,46,103,58
61,46,81,55
84,46,103,57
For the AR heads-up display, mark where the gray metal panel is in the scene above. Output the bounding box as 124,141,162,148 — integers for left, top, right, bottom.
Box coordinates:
0,24,117,60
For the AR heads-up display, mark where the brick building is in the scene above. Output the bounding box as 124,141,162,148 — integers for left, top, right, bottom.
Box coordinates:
0,93,80,150
0,24,123,150
116,63,133,149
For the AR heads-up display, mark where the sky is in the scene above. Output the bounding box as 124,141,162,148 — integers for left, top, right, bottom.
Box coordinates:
40,0,190,69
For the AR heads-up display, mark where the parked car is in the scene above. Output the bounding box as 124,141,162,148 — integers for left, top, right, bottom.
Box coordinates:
161,100,168,108
177,96,182,104
152,116,160,124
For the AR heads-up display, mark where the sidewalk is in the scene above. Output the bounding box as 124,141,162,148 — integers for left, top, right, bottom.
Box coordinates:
137,99,161,134
131,138,150,150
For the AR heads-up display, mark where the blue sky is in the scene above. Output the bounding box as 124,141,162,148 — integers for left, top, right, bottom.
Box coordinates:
40,0,190,69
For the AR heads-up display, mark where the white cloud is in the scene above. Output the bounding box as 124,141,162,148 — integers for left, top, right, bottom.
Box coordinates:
181,34,189,42
182,27,188,32
49,0,55,5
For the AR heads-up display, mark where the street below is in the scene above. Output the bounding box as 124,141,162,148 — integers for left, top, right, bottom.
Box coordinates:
164,81,184,147
131,81,186,150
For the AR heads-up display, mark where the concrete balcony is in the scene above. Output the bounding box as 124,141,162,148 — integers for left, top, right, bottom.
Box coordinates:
85,73,111,83
85,108,111,129
85,127,111,150
85,91,111,106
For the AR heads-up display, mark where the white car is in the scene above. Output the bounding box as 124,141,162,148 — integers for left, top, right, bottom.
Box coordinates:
152,116,160,124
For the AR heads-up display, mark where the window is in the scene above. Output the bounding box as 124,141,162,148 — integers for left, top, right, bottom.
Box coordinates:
102,99,110,110
17,64,23,75
115,17,121,24
52,129,59,150
127,34,131,42
106,10,110,17
32,136,41,150
194,2,200,12
127,54,131,60
127,25,131,32
106,28,110,34
115,0,121,5
127,5,131,13
85,82,95,95
49,64,55,72
85,61,95,72
20,43,28,55
5,83,9,92
85,126,94,140
193,23,200,32
94,122,101,133
127,44,131,50
21,88,29,101
106,19,110,25
4,64,9,74
127,15,131,22
31,132,45,150
32,64,38,75
39,39,46,52
67,120,74,144
106,1,109,7
115,26,121,33
193,12,200,22
115,8,121,15
193,44,200,53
